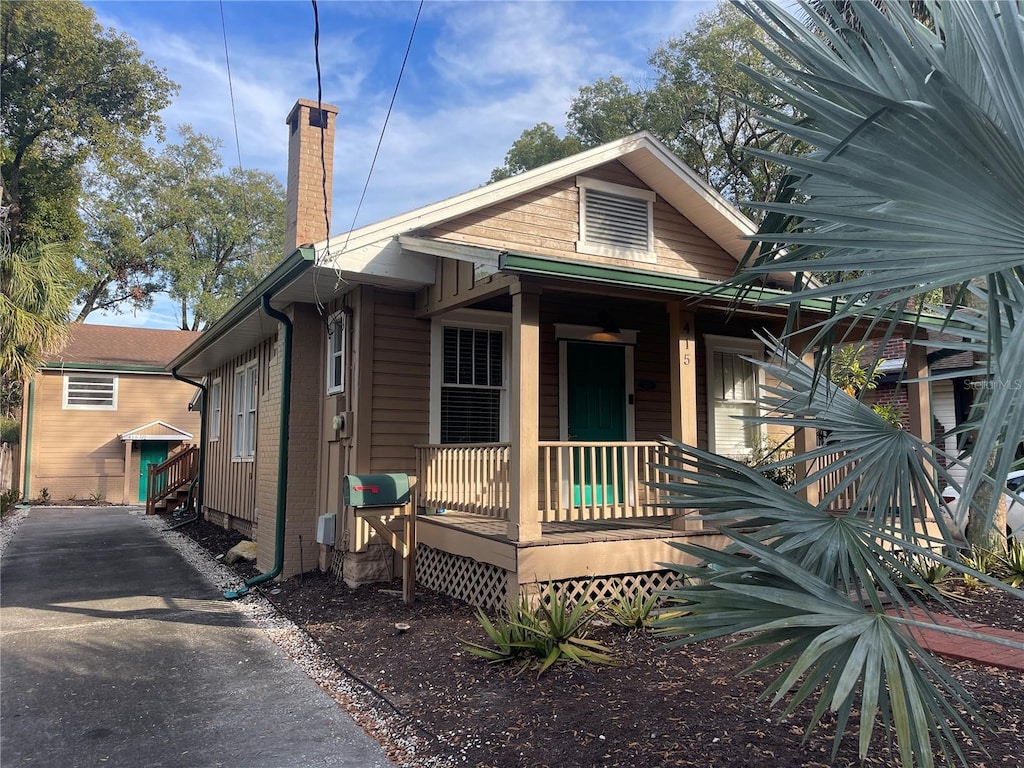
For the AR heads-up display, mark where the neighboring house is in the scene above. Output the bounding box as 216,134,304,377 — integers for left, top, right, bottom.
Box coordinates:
20,325,200,504
169,99,937,610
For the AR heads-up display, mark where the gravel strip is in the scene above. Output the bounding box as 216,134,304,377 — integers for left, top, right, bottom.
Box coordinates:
0,506,30,559
142,515,461,767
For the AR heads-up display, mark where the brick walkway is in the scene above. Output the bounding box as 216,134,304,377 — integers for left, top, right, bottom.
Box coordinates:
892,608,1024,671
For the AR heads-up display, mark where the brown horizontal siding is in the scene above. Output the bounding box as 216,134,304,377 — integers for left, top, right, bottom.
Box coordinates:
369,291,430,475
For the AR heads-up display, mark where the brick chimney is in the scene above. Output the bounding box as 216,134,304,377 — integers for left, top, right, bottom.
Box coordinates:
284,98,340,254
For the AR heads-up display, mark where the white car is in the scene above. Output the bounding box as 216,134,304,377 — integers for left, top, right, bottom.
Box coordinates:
941,469,1024,543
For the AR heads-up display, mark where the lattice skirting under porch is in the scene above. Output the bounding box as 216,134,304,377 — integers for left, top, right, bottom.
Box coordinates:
415,544,510,612
543,570,685,607
414,544,685,612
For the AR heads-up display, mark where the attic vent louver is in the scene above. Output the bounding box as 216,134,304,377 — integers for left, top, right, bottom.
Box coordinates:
577,177,655,262
584,189,649,250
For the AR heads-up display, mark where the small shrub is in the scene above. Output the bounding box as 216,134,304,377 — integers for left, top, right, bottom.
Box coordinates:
0,416,20,444
907,553,952,585
90,489,105,503
961,546,995,590
744,436,796,488
998,537,1024,588
1,488,21,517
39,487,50,503
605,587,659,630
463,583,618,676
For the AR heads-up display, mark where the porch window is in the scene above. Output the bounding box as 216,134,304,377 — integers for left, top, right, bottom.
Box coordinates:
63,375,117,410
326,311,346,394
707,338,763,458
441,327,503,443
233,362,257,460
209,378,222,441
577,176,655,263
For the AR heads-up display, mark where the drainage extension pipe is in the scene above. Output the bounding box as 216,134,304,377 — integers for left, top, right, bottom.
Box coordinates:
225,293,292,599
170,369,207,528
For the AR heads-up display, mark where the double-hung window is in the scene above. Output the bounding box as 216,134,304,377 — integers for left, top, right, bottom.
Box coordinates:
706,337,763,458
63,375,117,410
326,311,346,394
209,378,222,441
233,363,257,460
577,177,656,263
440,326,504,444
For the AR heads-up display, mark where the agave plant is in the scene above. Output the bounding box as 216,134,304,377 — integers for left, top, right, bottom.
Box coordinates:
653,2,1024,767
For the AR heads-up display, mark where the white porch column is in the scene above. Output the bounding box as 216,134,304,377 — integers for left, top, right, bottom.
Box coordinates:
668,303,701,531
508,284,542,542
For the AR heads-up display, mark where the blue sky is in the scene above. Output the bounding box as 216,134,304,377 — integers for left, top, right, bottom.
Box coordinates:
83,0,716,327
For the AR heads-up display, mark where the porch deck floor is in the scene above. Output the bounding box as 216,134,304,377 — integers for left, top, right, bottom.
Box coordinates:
416,510,713,547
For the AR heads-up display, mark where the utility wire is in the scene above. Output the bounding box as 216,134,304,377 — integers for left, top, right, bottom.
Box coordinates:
338,0,424,256
220,0,246,177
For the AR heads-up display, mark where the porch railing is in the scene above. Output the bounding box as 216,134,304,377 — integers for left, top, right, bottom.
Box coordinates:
415,443,511,518
814,450,859,511
146,445,200,515
538,441,669,522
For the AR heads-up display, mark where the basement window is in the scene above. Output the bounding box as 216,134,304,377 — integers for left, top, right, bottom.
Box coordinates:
63,375,117,410
577,177,656,263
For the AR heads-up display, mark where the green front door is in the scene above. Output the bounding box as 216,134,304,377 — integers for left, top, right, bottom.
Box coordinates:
139,441,168,502
566,342,627,506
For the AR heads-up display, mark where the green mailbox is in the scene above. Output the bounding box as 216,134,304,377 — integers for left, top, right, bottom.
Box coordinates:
343,473,411,508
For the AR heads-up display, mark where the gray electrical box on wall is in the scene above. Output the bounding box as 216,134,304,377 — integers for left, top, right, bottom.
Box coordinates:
316,513,336,545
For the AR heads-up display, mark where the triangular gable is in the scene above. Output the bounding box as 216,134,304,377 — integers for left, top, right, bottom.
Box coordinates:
318,132,757,279
119,420,194,442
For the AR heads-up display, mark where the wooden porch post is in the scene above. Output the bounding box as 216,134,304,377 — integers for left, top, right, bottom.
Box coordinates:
508,284,542,542
791,332,821,507
668,303,701,531
122,439,133,505
905,336,933,444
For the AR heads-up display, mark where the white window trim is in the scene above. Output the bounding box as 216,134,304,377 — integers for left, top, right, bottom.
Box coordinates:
704,335,765,457
209,378,222,442
232,361,258,462
429,309,511,444
326,310,347,395
576,176,656,263
62,374,118,411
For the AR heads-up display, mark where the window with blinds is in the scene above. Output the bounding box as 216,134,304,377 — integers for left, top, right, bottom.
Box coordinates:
710,348,760,457
63,375,117,410
577,177,655,261
441,327,503,444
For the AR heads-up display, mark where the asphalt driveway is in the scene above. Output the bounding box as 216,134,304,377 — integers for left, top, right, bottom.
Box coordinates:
0,506,393,768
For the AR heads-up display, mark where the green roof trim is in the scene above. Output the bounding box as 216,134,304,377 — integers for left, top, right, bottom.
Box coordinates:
168,248,316,371
498,250,833,309
498,251,966,331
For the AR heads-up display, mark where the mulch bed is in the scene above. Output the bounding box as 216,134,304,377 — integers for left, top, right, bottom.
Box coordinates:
174,515,1024,768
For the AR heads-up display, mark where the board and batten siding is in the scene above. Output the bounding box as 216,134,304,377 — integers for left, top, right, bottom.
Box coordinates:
26,370,198,503
425,160,739,283
202,337,276,533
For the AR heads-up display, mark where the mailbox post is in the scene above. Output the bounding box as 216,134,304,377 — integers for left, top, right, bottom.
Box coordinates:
343,473,416,604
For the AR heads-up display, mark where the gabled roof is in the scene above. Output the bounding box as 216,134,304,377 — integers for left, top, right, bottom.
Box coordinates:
318,132,757,276
45,325,200,372
119,420,194,442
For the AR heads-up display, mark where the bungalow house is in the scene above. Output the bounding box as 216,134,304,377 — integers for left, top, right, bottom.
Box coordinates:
169,99,936,610
20,324,201,505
